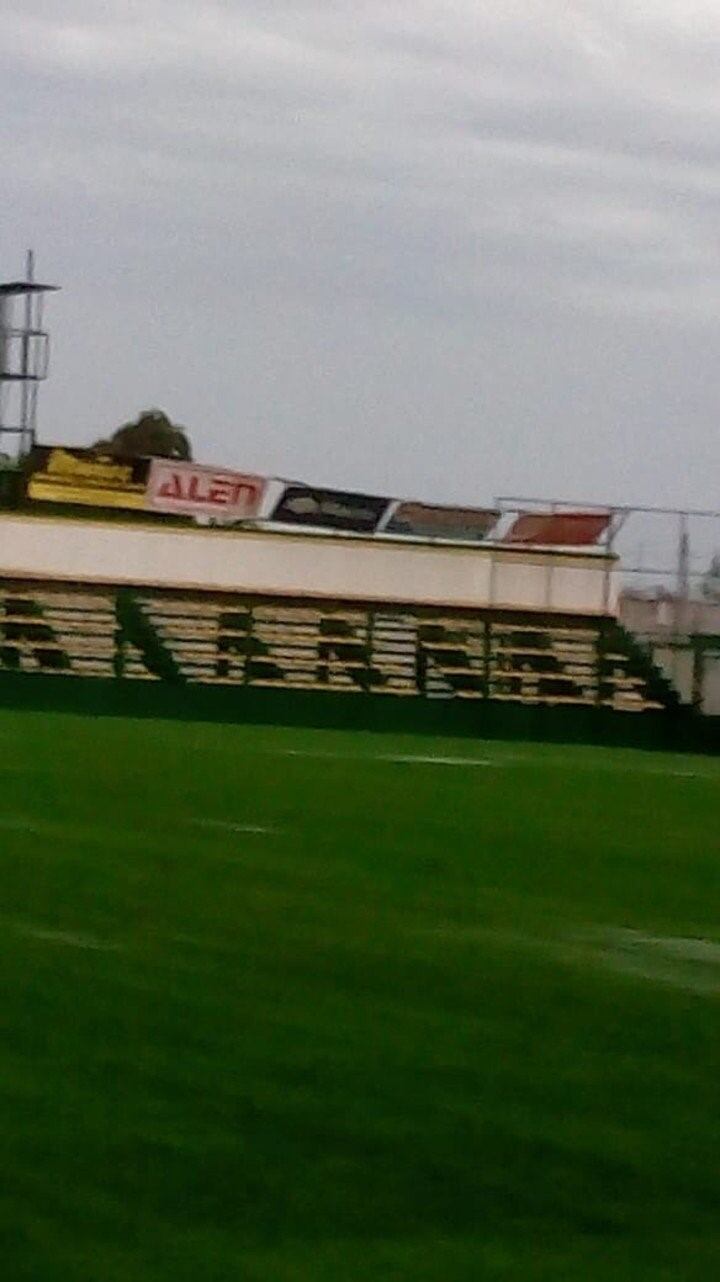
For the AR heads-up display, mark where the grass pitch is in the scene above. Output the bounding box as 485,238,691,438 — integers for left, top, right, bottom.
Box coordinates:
1,710,719,1280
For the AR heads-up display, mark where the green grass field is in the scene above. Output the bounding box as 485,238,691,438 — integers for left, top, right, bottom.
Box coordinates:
1,710,719,1280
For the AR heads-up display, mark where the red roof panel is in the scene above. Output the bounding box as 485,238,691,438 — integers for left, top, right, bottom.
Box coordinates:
503,511,611,546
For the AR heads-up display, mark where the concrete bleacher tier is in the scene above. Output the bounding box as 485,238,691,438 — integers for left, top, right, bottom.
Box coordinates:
0,582,672,712
0,585,119,678
0,509,680,710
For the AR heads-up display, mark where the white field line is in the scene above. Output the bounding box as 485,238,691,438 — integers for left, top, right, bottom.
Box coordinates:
0,817,54,835
191,819,279,835
10,921,119,951
0,813,281,854
264,746,717,779
420,923,720,996
381,754,495,767
582,928,720,966
269,748,495,768
0,815,172,851
571,926,720,995
271,748,370,761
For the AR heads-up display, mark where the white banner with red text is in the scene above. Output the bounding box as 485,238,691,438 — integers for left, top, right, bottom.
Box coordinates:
146,460,267,522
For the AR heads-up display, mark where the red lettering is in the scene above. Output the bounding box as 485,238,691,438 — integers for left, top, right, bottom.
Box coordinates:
157,472,183,500
208,480,233,506
155,467,261,511
234,482,260,508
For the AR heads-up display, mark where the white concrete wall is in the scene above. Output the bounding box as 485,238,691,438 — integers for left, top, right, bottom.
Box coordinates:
0,514,618,615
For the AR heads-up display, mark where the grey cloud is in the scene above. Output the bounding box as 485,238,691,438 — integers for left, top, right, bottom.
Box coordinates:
2,0,719,510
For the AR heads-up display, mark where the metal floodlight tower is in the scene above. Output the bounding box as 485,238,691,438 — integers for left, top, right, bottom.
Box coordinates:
0,251,59,461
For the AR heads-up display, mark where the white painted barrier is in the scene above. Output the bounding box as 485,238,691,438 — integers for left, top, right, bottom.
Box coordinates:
0,514,618,615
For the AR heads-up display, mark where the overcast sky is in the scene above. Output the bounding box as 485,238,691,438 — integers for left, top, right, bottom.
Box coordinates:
3,0,720,509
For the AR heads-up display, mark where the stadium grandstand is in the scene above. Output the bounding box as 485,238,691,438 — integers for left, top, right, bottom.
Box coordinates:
3,246,720,1282
0,262,716,748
